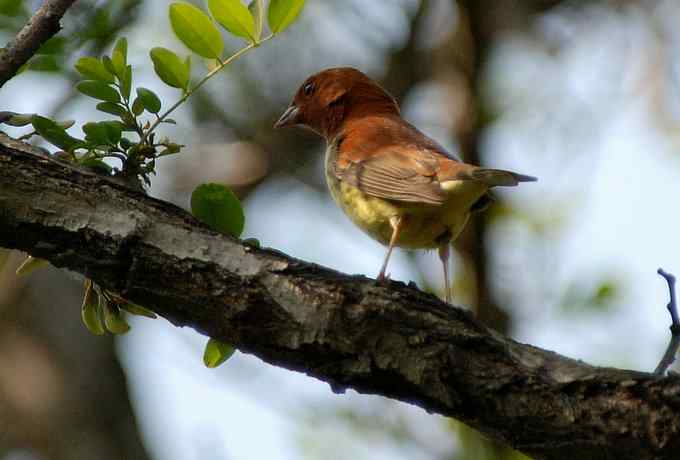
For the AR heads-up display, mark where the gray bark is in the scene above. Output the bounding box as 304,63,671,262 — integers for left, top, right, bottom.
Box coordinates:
1,133,679,460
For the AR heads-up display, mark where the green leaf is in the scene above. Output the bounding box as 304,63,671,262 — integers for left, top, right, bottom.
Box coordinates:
75,57,115,83
81,158,113,175
101,299,130,334
267,0,305,34
96,102,127,117
114,37,128,61
243,237,261,248
0,112,33,127
83,122,111,145
203,338,235,368
57,119,75,129
76,80,120,103
150,47,190,90
119,138,133,150
131,97,144,115
102,56,116,75
83,121,123,145
81,280,105,335
31,115,82,151
169,3,223,59
119,302,157,318
37,37,66,55
0,0,22,17
120,65,132,101
248,0,264,41
208,0,256,42
191,183,245,237
29,55,60,72
112,37,128,78
136,87,161,113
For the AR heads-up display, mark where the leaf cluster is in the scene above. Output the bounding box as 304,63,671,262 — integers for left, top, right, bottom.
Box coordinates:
4,0,305,368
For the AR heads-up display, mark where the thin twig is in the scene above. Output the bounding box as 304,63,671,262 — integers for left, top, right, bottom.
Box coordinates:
139,35,274,146
0,0,77,88
654,268,680,375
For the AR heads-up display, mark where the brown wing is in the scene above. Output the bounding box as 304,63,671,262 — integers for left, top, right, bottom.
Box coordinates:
335,147,447,204
333,116,471,205
333,115,535,205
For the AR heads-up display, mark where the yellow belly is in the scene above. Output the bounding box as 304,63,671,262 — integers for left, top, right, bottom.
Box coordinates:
326,174,485,249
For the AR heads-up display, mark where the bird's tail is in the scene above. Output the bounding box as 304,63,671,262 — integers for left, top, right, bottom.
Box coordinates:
469,168,537,187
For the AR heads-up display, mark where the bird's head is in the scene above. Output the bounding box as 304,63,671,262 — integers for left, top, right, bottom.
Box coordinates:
274,67,399,139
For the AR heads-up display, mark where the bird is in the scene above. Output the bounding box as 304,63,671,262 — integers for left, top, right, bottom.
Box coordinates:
274,67,535,304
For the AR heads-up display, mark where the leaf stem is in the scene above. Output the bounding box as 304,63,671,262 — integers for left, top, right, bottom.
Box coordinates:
140,34,274,145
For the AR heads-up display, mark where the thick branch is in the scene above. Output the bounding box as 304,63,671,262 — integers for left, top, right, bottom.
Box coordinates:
1,133,679,460
0,0,77,88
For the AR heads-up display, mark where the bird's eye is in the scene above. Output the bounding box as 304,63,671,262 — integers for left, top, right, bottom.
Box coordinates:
303,82,315,96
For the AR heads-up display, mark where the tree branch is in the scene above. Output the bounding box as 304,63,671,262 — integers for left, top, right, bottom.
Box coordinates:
1,133,680,460
0,0,77,88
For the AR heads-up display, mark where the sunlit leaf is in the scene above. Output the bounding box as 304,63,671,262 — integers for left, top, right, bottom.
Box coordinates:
248,0,264,41
81,279,105,335
150,47,190,90
203,338,236,368
101,299,130,334
136,87,161,113
267,0,305,34
169,3,223,59
111,37,128,78
131,96,144,115
120,65,132,101
75,57,115,83
76,80,120,102
102,55,116,75
119,302,157,318
190,183,245,237
208,0,256,42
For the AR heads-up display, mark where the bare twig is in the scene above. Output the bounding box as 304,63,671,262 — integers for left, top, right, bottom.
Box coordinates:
654,268,680,375
0,0,77,88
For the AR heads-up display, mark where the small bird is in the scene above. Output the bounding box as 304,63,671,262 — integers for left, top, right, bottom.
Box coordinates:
275,67,535,303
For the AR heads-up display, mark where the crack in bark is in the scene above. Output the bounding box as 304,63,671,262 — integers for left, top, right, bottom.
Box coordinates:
1,133,680,460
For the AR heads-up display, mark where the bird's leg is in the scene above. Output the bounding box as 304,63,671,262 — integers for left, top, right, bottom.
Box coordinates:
377,216,403,283
438,243,452,304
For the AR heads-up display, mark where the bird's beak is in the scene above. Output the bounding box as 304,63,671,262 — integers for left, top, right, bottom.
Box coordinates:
274,104,300,128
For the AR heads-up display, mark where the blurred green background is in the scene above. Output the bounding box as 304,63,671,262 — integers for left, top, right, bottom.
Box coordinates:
2,0,680,459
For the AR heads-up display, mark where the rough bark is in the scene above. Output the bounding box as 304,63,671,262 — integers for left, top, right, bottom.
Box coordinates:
0,0,77,87
1,133,679,460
